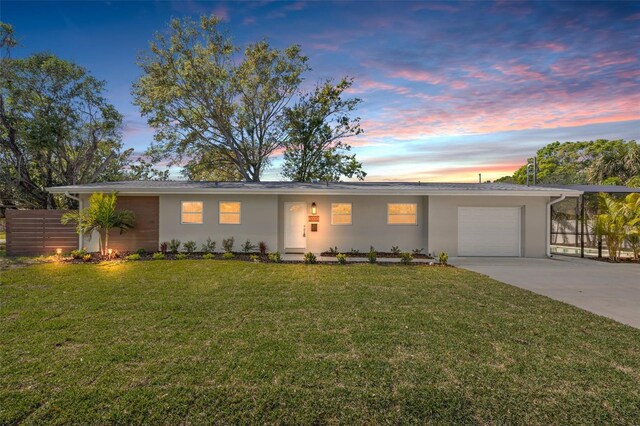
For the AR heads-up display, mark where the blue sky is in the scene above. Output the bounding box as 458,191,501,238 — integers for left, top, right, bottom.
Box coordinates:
3,1,639,181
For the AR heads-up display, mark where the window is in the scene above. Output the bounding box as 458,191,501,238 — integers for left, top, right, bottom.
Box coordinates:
388,203,417,225
219,201,241,224
331,203,352,225
181,201,203,224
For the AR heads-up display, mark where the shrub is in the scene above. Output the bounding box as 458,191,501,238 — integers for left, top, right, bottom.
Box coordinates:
268,251,282,263
349,248,360,255
70,248,87,259
160,241,168,254
242,239,257,254
400,252,413,265
328,246,339,254
367,247,377,263
82,254,93,262
136,248,147,255
126,253,141,261
222,252,234,260
222,237,234,253
175,253,188,260
250,254,260,263
336,253,347,264
390,246,401,255
438,251,449,265
183,241,197,253
201,238,216,253
259,241,267,255
202,252,215,260
152,252,165,260
412,248,424,255
304,252,317,264
168,239,181,254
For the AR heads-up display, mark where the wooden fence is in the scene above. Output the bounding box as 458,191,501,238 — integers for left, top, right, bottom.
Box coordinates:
6,209,77,256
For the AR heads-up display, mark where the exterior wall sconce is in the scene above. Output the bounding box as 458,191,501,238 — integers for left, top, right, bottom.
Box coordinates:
311,202,317,215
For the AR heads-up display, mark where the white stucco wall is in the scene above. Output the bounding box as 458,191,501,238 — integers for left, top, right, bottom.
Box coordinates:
427,195,549,257
158,194,278,252
278,195,428,253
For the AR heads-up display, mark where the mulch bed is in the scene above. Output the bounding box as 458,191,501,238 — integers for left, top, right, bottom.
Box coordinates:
320,251,433,259
591,257,640,264
56,251,442,265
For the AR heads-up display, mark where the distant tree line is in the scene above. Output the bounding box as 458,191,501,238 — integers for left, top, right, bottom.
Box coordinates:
496,139,640,187
0,16,365,213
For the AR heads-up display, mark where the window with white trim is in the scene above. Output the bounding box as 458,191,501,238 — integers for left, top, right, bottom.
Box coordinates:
331,203,352,225
181,201,203,224
219,201,241,224
387,203,417,225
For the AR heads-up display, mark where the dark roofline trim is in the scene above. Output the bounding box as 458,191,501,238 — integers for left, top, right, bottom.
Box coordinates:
47,181,582,197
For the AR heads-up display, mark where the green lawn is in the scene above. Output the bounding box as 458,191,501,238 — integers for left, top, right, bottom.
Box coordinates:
1,261,639,424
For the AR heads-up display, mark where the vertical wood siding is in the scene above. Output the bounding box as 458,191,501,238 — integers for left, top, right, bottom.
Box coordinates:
107,196,159,252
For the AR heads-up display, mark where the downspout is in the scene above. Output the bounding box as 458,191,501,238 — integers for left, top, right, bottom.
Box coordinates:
64,192,83,250
546,194,566,257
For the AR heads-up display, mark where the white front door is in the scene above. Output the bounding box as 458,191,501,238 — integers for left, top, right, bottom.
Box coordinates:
284,202,307,251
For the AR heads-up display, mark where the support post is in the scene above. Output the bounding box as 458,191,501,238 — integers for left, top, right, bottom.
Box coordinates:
580,195,585,258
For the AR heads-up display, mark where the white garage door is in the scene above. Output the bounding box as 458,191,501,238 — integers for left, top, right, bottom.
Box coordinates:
458,207,522,256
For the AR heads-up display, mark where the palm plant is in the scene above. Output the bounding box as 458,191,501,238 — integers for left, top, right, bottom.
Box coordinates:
62,192,135,255
623,193,640,259
594,193,627,261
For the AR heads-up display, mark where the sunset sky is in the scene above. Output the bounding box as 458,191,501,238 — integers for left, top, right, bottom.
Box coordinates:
4,1,639,182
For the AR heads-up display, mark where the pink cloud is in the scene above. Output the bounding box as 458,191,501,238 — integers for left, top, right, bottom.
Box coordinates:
532,42,567,53
347,79,412,96
388,69,443,85
309,43,340,52
494,62,548,82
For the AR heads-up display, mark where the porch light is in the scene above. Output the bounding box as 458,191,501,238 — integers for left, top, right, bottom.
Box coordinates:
311,202,317,215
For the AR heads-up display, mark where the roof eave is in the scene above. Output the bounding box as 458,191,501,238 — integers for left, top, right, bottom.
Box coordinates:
46,186,582,197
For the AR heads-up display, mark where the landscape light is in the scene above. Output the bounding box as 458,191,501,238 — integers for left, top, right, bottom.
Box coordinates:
107,248,113,259
56,248,62,256
311,202,317,215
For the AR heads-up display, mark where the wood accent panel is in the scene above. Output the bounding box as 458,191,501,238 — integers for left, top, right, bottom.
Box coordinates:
6,209,77,256
108,196,159,252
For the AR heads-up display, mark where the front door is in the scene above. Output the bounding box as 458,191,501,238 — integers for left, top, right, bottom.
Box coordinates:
284,202,307,251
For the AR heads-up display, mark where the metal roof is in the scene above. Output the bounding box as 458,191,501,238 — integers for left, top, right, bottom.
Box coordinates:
538,184,640,194
47,181,582,197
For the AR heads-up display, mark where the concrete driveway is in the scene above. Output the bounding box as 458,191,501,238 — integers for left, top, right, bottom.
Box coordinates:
450,256,640,329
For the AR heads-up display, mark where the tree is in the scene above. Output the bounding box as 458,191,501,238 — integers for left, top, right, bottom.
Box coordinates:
281,78,365,182
0,23,138,210
180,147,242,181
497,140,639,186
133,15,309,182
61,192,135,255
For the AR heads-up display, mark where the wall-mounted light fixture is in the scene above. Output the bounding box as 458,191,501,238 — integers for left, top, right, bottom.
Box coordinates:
311,202,317,215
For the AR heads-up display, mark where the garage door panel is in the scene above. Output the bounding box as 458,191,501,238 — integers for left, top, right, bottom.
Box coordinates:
458,207,522,256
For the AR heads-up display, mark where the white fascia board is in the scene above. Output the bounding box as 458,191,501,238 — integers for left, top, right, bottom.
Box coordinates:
47,186,582,197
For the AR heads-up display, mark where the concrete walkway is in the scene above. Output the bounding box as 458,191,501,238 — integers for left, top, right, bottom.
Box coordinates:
451,256,640,329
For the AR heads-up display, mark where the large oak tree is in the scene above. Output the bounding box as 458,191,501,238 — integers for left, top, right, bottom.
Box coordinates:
133,16,309,182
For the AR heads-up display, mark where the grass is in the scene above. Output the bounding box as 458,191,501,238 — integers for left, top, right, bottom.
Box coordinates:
1,261,639,424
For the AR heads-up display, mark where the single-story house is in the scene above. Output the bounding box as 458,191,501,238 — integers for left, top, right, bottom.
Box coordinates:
46,181,582,257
